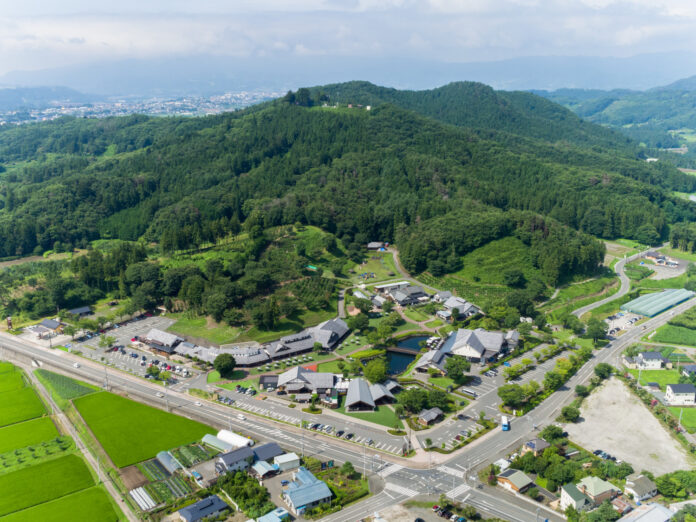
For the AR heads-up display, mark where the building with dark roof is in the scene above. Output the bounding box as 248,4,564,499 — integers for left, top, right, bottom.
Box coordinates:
259,374,279,390
522,438,550,457
418,407,443,426
265,318,349,360
216,446,255,472
666,383,696,406
142,328,183,354
389,285,428,306
682,364,696,378
68,306,92,317
177,495,228,522
277,367,336,394
40,318,62,330
636,352,668,369
253,442,284,462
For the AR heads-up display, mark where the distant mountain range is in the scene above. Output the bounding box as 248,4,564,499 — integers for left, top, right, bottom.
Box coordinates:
3,52,696,97
0,86,96,112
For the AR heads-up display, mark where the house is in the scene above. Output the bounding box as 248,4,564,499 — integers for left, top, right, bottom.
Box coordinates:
367,242,384,250
274,453,300,472
522,438,550,457
371,295,387,309
266,319,349,359
251,460,277,479
374,281,409,294
496,469,533,493
68,306,92,318
413,349,449,374
156,451,182,475
259,375,279,390
142,328,183,354
216,446,255,473
177,495,228,522
577,476,620,504
432,290,453,303
257,507,290,522
682,364,696,378
277,367,336,394
441,328,517,363
418,407,443,426
618,503,675,521
345,378,375,411
666,383,696,406
635,352,668,369
560,483,591,512
389,285,428,306
40,318,62,331
253,443,284,462
440,296,480,319
624,474,657,501
283,466,333,516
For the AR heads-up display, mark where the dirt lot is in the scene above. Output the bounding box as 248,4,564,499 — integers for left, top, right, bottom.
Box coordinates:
564,378,694,475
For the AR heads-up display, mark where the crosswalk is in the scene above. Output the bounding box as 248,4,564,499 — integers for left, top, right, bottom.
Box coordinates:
437,465,465,478
377,464,403,478
384,482,419,498
446,483,472,499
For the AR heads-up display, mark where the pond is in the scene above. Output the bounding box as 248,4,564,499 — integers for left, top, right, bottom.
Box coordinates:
386,335,428,375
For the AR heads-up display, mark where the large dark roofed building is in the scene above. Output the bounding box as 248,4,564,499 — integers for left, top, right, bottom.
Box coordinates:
142,328,183,353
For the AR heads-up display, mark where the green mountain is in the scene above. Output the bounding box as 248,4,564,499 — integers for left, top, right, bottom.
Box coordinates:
0,81,694,286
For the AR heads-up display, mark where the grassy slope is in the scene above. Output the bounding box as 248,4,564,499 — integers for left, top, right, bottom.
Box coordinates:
73,392,215,468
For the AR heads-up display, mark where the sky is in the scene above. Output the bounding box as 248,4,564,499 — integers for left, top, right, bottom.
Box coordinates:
1,0,696,76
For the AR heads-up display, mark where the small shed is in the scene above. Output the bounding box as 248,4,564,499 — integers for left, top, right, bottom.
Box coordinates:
274,452,300,472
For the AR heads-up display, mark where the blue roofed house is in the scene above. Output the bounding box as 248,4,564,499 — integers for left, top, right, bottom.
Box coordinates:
257,507,290,522
682,364,696,378
177,495,228,522
283,466,332,516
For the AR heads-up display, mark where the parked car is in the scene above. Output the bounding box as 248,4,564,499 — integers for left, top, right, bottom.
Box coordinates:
336,430,344,437
281,480,289,486
432,505,440,512
345,433,354,440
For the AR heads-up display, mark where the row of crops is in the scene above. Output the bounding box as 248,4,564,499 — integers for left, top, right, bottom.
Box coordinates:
35,369,96,400
137,459,170,482
170,444,209,468
143,476,192,504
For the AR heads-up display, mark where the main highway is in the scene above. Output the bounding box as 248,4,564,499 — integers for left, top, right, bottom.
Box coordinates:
2,255,692,521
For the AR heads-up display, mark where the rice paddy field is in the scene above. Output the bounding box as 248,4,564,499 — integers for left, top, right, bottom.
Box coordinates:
73,392,215,468
0,486,120,522
0,417,59,454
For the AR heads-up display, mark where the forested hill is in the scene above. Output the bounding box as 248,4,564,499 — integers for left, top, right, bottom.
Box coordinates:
0,83,694,281
311,81,633,149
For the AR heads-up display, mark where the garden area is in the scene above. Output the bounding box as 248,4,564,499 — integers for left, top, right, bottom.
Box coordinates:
350,251,398,283
73,391,215,468
627,369,683,390
35,369,98,408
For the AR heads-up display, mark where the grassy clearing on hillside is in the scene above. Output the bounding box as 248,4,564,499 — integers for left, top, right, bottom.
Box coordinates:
73,392,215,468
652,325,696,346
1,486,121,522
453,236,543,285
627,369,681,389
542,275,618,320
0,387,46,428
402,307,430,322
417,272,511,310
351,251,398,283
167,314,241,345
0,454,94,517
659,246,696,263
0,418,59,454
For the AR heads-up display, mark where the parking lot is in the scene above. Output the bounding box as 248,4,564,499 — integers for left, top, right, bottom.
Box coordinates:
416,414,481,451
605,312,642,336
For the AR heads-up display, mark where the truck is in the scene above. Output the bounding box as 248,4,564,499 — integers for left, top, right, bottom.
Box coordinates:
501,415,510,431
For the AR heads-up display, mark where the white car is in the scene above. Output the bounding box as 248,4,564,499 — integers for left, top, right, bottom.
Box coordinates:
194,401,202,406
73,362,80,368
156,392,164,398
237,414,246,420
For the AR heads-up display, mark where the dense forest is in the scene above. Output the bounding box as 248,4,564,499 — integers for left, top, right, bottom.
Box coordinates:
0,81,693,272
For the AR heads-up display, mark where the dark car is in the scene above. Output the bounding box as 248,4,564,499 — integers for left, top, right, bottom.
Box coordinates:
336,430,344,437
345,433,354,440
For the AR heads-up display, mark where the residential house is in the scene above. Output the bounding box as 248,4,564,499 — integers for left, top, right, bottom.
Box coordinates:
413,348,449,374
440,328,518,363
257,507,290,522
624,475,657,501
274,453,301,472
367,242,384,250
682,364,696,378
618,503,675,522
68,306,92,318
441,296,481,319
418,407,443,426
371,295,387,309
432,290,453,303
283,466,333,516
577,476,620,505
253,443,284,462
177,495,228,522
277,367,336,395
142,328,183,354
665,383,696,406
560,483,591,512
389,285,428,306
635,352,668,369
496,469,533,493
522,438,550,457
216,446,255,473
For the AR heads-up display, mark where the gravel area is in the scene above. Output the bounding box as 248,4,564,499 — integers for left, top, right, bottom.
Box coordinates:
564,378,693,475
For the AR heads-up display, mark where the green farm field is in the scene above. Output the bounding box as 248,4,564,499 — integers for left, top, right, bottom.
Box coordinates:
1,486,121,522
0,387,46,428
627,369,681,390
0,454,95,517
652,325,696,347
0,417,58,454
73,392,215,468
0,371,24,393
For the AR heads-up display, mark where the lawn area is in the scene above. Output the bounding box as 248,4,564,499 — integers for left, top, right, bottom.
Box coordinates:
73,392,215,468
167,314,241,345
351,251,398,283
428,376,456,389
660,246,696,263
0,371,24,393
553,329,595,350
218,379,259,392
627,369,681,390
669,407,696,433
425,319,444,328
0,417,58,454
1,486,121,522
207,370,247,383
0,454,95,517
0,387,46,428
652,325,696,346
316,359,345,373
402,307,431,322
336,403,403,429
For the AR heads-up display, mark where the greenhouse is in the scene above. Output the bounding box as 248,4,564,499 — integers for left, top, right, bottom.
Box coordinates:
620,289,695,317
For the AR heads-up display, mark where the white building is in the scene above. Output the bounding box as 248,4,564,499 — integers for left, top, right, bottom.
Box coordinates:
665,383,696,406
274,453,301,472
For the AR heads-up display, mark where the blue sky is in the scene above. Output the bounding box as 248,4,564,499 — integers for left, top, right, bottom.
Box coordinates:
0,0,694,75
